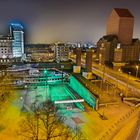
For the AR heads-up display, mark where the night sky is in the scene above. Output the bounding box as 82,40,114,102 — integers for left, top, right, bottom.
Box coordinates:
0,0,140,43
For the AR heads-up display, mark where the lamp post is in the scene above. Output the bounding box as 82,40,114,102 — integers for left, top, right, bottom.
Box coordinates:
61,65,64,82
24,84,28,106
126,72,131,97
101,65,105,90
43,69,48,100
99,54,102,65
136,65,139,78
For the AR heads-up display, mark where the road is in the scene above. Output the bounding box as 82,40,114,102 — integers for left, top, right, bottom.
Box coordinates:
127,112,140,140
70,57,140,96
91,66,140,93
135,112,140,140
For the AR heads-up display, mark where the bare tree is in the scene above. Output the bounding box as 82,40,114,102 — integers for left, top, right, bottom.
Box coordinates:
17,113,39,140
0,75,15,109
71,126,87,140
18,101,86,140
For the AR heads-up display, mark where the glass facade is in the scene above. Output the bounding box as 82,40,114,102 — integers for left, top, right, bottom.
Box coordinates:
10,23,24,57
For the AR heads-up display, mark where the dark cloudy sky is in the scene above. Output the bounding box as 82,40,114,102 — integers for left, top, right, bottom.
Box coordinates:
0,0,140,43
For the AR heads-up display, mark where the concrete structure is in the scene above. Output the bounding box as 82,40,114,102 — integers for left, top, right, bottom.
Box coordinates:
54,43,69,63
0,35,13,59
85,49,93,72
73,66,81,73
76,48,82,66
82,72,93,79
107,8,134,45
10,23,24,57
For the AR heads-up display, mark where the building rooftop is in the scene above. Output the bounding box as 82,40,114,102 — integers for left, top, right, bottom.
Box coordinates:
102,35,118,42
0,35,13,40
10,23,24,31
114,8,134,18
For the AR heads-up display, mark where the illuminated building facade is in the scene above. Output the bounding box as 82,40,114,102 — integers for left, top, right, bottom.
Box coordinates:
54,43,69,63
97,35,118,64
0,35,13,59
10,23,24,57
25,44,54,62
0,35,13,63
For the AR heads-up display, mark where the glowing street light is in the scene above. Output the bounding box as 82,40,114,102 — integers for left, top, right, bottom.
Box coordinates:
99,54,102,65
136,65,139,78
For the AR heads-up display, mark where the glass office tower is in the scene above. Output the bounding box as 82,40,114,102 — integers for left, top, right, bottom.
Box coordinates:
10,23,24,57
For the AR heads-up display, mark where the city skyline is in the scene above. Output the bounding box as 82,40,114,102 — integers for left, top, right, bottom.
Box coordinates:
0,1,140,139
0,0,140,43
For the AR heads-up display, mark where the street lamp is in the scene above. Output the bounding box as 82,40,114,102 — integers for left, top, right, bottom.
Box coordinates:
126,72,131,97
100,65,105,91
99,54,102,65
43,69,48,100
61,65,64,82
24,84,28,105
136,65,139,78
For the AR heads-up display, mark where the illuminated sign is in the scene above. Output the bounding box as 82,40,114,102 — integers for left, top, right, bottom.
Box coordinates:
54,99,84,104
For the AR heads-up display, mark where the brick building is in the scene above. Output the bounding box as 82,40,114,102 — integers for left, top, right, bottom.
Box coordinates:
107,8,134,45
97,8,140,66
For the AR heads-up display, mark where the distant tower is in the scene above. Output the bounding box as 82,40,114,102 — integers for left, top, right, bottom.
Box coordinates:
107,8,134,45
10,23,24,57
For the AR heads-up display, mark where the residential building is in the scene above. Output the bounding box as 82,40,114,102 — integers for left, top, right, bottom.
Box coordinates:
0,35,13,63
54,43,69,63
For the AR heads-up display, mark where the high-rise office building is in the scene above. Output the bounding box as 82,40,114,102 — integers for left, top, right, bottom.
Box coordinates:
10,23,24,57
